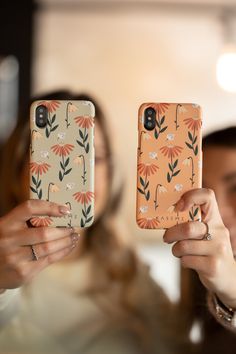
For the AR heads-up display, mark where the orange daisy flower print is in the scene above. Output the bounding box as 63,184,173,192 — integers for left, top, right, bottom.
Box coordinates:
73,191,94,227
51,144,74,181
73,191,95,204
29,162,51,175
75,116,94,154
137,163,159,177
184,117,201,156
183,117,202,131
137,163,158,201
156,103,170,115
30,162,51,199
160,145,183,159
160,145,183,183
137,217,159,229
39,100,60,113
74,116,94,129
51,144,74,157
30,216,53,227
142,103,170,116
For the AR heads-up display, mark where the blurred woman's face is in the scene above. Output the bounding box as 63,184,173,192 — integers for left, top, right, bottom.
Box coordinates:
20,123,109,224
203,146,236,254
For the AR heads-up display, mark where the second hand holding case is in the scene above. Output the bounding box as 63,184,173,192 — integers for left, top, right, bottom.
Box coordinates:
136,102,202,229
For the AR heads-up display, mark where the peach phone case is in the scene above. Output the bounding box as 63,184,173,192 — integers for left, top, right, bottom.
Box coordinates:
29,100,95,228
136,103,202,229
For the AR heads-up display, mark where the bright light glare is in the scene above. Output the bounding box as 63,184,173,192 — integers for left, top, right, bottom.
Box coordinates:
217,52,236,93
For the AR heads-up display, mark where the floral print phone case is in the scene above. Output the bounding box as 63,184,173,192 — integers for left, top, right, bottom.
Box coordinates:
30,100,95,228
136,103,202,229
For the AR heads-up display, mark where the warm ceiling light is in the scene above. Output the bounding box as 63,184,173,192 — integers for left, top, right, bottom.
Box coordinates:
217,46,236,93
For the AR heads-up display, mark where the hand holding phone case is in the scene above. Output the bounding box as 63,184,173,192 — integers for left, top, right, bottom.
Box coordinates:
136,103,202,229
30,100,95,228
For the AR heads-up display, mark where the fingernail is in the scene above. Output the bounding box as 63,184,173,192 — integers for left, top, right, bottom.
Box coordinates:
71,233,80,245
176,199,185,212
163,237,170,244
59,205,72,215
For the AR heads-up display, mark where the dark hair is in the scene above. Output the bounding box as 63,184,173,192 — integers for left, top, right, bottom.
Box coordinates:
181,126,236,354
203,126,236,149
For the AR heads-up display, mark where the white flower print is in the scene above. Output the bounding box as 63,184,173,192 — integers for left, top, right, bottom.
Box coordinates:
178,105,187,114
149,151,158,160
68,103,77,113
40,150,49,159
174,184,183,192
166,133,175,141
57,132,66,141
66,182,75,190
139,205,148,214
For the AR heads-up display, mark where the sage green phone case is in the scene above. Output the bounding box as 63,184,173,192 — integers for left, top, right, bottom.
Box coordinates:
29,100,95,228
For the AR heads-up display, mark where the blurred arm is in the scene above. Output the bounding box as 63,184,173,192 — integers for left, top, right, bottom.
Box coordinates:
0,288,20,326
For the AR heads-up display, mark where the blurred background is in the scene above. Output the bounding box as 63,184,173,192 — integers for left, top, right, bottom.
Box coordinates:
1,0,236,306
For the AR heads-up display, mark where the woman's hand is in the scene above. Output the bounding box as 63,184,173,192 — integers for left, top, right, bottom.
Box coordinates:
163,188,236,309
0,200,79,291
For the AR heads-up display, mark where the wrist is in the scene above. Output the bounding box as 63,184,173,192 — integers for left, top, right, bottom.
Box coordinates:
0,289,6,294
209,293,236,328
215,287,236,310
214,266,236,310
217,296,236,311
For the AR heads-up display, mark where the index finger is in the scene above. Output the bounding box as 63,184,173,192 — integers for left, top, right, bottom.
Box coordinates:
175,188,224,225
2,200,71,229
163,221,207,244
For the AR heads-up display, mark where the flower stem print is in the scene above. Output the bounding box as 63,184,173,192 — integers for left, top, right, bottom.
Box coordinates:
46,182,60,201
38,101,61,138
160,145,183,183
47,182,53,201
189,206,200,221
74,116,94,154
154,111,168,140
174,104,182,130
174,104,188,130
31,171,42,199
73,155,86,185
137,163,159,201
65,102,71,128
30,129,43,155
167,203,180,225
73,191,94,227
139,173,150,201
51,144,74,181
79,154,86,185
151,103,169,139
45,112,59,138
65,202,72,227
184,117,202,156
183,156,195,187
138,130,146,156
65,102,77,128
154,184,167,210
29,162,51,199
